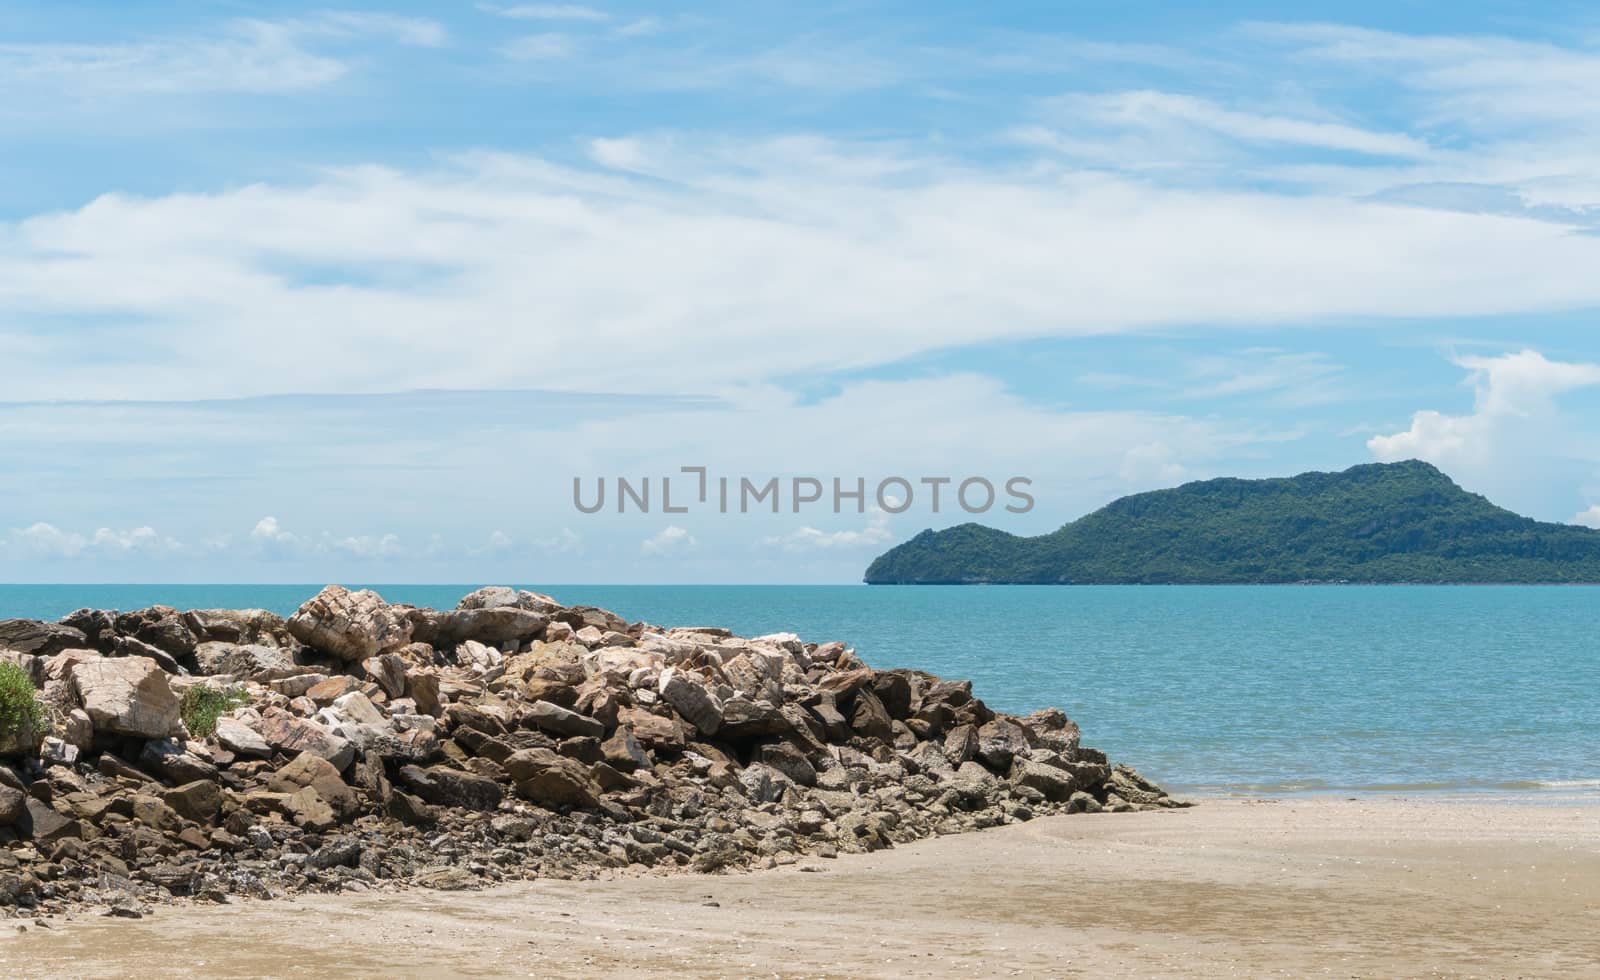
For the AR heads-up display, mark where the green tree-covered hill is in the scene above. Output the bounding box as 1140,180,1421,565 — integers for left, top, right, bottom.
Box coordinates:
863,461,1600,584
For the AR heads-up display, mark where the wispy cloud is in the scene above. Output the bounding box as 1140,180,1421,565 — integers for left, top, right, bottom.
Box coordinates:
480,3,610,21
1048,90,1430,158
500,33,580,61
0,12,445,98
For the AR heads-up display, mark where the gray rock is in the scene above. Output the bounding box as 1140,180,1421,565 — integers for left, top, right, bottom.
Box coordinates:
396,764,505,812
525,699,605,739
0,620,88,657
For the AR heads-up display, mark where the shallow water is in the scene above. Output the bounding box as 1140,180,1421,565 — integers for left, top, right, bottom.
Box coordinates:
2,583,1596,795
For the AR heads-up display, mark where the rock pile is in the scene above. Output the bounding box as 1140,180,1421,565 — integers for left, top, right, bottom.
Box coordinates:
0,586,1183,917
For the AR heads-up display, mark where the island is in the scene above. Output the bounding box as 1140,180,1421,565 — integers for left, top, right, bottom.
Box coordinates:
864,460,1600,584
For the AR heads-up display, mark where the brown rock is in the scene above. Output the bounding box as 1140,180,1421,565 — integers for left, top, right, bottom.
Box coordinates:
504,748,601,809
268,752,360,819
161,781,223,824
848,688,894,742
254,711,356,770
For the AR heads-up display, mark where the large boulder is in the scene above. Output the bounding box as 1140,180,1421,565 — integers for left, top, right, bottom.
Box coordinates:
287,586,413,663
68,656,180,739
0,620,87,657
184,608,298,648
254,711,356,770
396,765,504,812
504,748,601,808
269,752,361,819
657,667,723,736
114,607,197,663
435,607,550,648
457,587,561,616
977,717,1029,770
525,700,605,739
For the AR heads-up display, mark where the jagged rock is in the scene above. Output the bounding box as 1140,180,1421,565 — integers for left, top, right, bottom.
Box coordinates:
69,656,180,739
871,671,914,720
139,739,219,784
977,717,1029,770
0,620,88,657
111,635,182,674
283,786,338,831
406,670,442,716
269,753,360,819
161,780,223,823
848,688,894,742
504,748,601,808
944,723,980,765
525,699,605,739
362,653,408,699
396,765,504,812
196,642,293,679
254,711,356,770
435,608,550,648
114,607,197,662
719,697,789,739
1010,757,1078,802
287,586,413,662
58,608,117,650
19,798,80,844
601,727,650,772
185,608,297,648
0,784,23,826
658,667,723,736
213,717,272,757
755,742,817,786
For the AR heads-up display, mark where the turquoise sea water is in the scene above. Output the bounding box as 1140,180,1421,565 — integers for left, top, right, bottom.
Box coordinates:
2,584,1597,797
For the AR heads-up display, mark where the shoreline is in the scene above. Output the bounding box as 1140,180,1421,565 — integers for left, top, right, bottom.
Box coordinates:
6,796,1597,978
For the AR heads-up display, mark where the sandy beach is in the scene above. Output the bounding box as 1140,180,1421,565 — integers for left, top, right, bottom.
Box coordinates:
3,796,1596,978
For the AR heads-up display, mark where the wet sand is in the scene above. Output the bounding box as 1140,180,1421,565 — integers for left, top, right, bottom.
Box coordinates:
4,797,1598,978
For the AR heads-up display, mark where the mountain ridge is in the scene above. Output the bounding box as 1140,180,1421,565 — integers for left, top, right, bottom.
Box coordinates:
863,460,1600,584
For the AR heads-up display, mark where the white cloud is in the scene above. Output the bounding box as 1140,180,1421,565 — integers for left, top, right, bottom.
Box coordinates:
1369,350,1600,516
12,146,1600,405
1369,350,1600,466
2,522,182,559
640,525,697,556
1573,505,1600,529
758,511,895,553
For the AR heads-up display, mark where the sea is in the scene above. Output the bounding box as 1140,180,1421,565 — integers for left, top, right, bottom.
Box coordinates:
2,583,1596,799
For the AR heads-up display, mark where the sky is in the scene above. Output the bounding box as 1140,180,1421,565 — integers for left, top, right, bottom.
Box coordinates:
3,0,1600,583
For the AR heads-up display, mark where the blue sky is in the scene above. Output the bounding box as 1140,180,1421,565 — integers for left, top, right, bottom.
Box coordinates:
3,1,1600,582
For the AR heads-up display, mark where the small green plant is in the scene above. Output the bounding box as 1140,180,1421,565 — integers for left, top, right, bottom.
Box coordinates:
180,684,250,738
0,661,45,747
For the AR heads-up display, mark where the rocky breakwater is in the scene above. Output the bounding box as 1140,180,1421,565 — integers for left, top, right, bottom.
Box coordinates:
0,586,1183,917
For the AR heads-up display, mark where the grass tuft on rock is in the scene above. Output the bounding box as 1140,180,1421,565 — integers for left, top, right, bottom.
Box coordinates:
0,661,45,745
180,684,250,738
